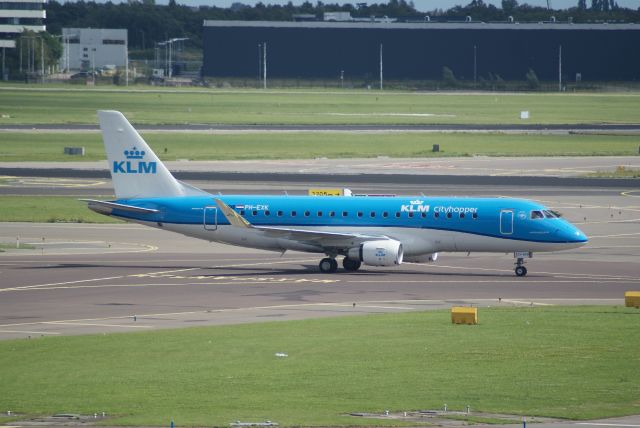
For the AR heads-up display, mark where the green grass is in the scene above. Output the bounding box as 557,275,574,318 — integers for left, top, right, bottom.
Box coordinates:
0,196,121,223
0,88,639,125
0,132,638,162
0,307,638,427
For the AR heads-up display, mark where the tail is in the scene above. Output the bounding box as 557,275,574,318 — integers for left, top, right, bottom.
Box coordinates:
98,110,206,199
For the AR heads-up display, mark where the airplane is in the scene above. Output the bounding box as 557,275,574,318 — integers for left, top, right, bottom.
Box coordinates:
84,110,588,276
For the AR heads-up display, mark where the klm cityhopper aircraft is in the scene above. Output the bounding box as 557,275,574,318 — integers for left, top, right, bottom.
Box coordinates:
84,110,588,276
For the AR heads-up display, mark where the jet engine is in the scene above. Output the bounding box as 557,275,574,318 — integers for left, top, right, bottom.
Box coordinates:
347,240,403,266
404,253,438,263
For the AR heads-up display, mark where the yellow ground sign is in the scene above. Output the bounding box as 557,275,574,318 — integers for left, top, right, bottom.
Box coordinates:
308,188,343,196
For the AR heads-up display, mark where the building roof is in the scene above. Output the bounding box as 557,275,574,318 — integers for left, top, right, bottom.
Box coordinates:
203,20,639,31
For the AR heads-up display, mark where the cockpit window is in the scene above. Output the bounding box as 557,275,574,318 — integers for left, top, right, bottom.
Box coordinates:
531,210,544,219
542,210,558,218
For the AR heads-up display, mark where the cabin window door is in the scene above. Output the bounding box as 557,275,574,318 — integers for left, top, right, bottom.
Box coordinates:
204,206,218,230
500,209,514,235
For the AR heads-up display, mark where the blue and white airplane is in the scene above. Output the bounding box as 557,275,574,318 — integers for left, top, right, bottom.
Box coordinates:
84,110,588,276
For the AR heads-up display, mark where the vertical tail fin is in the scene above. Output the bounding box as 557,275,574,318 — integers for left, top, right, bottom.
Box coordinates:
98,110,202,199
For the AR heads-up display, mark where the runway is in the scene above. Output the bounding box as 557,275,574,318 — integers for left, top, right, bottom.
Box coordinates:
1,182,638,340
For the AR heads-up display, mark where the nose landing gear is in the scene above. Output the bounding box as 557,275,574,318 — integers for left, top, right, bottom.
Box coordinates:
515,257,528,277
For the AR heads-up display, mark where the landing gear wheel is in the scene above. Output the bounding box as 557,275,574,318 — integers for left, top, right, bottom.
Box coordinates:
342,257,362,272
319,257,338,273
515,266,528,277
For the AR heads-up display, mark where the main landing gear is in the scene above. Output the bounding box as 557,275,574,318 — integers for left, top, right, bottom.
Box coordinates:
318,257,361,273
319,257,338,273
515,257,528,277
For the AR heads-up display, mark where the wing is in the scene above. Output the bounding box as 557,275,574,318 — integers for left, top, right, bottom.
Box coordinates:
214,198,389,249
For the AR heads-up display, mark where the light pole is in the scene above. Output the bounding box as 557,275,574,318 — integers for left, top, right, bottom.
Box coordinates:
263,41,267,90
379,43,383,90
257,43,261,87
40,36,44,84
91,47,96,85
558,44,562,92
473,45,477,85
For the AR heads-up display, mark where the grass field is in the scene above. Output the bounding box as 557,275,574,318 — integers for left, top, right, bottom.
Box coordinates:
1,87,639,125
1,132,638,162
0,196,120,223
0,306,638,427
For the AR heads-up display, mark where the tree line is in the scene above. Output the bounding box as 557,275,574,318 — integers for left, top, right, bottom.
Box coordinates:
44,0,640,51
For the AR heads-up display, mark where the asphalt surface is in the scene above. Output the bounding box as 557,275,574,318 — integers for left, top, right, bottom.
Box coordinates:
1,181,638,340
2,156,640,188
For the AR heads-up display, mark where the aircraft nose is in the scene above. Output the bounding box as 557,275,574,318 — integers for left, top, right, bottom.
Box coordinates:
559,225,588,246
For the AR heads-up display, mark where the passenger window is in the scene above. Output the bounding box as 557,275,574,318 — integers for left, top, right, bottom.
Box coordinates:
421,212,427,218
357,212,363,218
304,211,310,217
408,212,414,218
472,212,478,219
291,211,297,217
395,212,401,218
240,210,245,216
252,210,258,216
531,210,544,219
317,211,322,217
382,212,388,218
277,210,283,217
446,212,452,219
370,212,376,218
342,211,348,217
434,212,440,218
460,212,465,219
329,211,335,217
264,210,270,216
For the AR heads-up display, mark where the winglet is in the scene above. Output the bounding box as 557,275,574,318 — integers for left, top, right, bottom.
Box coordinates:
214,199,252,229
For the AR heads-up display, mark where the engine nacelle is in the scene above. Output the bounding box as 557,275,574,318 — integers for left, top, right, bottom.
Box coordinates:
404,253,438,263
348,240,403,267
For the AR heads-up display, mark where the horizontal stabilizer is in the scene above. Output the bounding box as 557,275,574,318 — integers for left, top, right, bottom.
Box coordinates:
81,199,159,214
214,198,252,228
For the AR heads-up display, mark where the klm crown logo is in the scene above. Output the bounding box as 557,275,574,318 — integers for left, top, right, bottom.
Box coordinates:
124,147,145,159
113,146,157,175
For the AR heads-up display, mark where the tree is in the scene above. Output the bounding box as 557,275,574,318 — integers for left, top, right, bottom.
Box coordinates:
577,0,587,10
525,68,540,89
442,66,458,87
502,0,518,12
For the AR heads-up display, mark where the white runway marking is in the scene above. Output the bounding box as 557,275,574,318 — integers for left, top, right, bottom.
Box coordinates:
576,424,640,427
45,322,152,329
0,330,60,335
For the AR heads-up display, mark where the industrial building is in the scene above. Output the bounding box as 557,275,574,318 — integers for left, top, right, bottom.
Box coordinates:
60,28,127,72
0,0,46,49
202,20,640,82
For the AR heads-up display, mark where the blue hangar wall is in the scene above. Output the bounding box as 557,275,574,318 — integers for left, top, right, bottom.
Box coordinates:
202,21,640,81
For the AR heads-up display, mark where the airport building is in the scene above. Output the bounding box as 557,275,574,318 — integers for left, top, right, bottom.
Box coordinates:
60,28,128,72
202,21,640,82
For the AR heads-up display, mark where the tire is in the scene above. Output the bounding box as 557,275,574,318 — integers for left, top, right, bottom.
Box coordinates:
319,258,338,273
342,257,362,272
515,266,528,277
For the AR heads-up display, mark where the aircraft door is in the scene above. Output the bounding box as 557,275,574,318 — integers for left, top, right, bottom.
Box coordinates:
203,206,218,231
500,209,514,235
